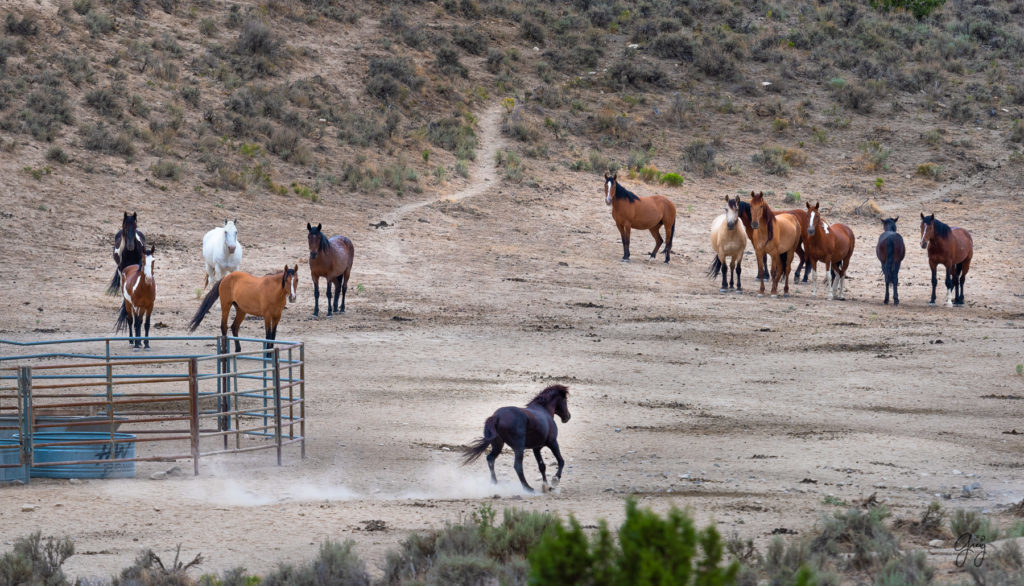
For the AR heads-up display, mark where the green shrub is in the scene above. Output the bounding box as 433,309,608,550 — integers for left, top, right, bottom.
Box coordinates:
366,57,423,103
529,499,738,585
753,145,790,176
858,141,892,172
234,20,285,77
660,172,684,187
607,59,667,89
435,46,468,78
452,26,487,55
198,17,217,37
81,122,134,158
0,533,74,586
455,159,469,178
1010,119,1024,143
72,0,92,15
495,149,523,183
427,116,476,160
874,551,934,586
13,88,74,141
150,159,181,180
950,509,1000,543
869,0,945,20
85,10,114,37
113,546,203,586
46,146,69,164
5,13,38,36
966,539,1024,585
520,19,544,44
810,506,899,571
682,140,717,177
916,162,942,180
85,88,122,118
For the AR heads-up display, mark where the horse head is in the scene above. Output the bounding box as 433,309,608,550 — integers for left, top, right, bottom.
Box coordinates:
604,173,617,206
748,192,765,230
881,217,899,233
306,222,325,260
142,246,155,278
806,201,821,236
123,212,139,252
223,219,238,254
533,384,571,423
282,264,298,303
920,213,934,249
725,196,739,230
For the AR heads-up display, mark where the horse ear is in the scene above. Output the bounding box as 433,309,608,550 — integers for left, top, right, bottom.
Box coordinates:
124,211,129,219
893,216,898,223
317,223,322,231
306,222,312,231
920,212,925,220
132,212,137,219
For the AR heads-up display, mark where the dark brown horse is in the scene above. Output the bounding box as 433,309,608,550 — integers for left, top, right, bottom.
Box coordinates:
306,223,354,316
462,384,570,493
748,192,802,297
188,266,299,352
107,211,146,295
876,217,905,305
921,213,973,306
737,196,810,283
114,247,156,349
803,202,855,300
604,174,676,263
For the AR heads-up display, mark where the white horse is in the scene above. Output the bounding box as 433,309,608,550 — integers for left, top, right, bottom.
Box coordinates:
202,220,243,288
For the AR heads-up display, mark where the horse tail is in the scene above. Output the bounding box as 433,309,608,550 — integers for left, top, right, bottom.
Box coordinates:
114,302,130,334
883,235,896,278
665,220,675,254
462,415,498,465
106,269,121,296
707,256,723,278
188,279,222,332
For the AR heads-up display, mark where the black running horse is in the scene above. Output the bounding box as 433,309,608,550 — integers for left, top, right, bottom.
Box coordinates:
463,384,570,493
107,212,146,295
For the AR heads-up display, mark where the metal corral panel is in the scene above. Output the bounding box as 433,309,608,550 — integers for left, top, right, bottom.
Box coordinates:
29,432,136,479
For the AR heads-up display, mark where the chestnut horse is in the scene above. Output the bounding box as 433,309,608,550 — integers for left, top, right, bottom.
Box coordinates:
114,247,156,349
107,211,146,295
604,174,676,263
188,266,299,352
737,196,810,283
707,196,747,292
920,213,973,306
804,202,855,300
876,217,905,306
462,384,570,493
306,223,354,316
748,192,802,297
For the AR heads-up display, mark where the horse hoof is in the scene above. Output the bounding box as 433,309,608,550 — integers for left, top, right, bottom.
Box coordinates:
893,300,899,306
621,258,630,263
719,288,727,293
770,294,778,299
783,293,790,298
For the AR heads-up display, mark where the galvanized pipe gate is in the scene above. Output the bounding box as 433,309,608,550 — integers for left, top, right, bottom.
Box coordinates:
0,335,306,484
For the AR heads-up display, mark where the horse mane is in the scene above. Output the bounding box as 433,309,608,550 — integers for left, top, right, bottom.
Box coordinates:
738,199,751,223
930,217,952,238
527,384,568,407
613,181,640,203
317,231,331,253
760,197,775,241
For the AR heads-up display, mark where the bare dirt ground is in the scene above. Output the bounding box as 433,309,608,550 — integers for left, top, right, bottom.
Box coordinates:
1,101,1023,583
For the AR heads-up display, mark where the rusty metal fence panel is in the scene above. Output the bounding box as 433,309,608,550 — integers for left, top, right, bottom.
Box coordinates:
0,335,305,483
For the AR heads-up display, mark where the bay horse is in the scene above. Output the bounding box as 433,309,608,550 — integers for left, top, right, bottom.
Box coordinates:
748,192,802,297
707,196,747,292
307,223,354,316
876,217,905,305
114,247,156,349
202,219,243,289
604,173,676,263
737,196,810,283
803,202,855,300
462,384,570,493
107,211,146,295
188,266,299,352
920,213,973,306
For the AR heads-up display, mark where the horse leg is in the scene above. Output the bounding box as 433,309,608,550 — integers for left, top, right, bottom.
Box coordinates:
533,447,548,489
132,310,142,349
957,259,970,305
230,310,246,353
719,255,728,292
735,258,742,292
486,439,504,484
929,262,938,305
325,279,334,317
548,439,566,487
334,275,345,313
781,251,792,297
944,266,954,307
143,310,151,350
647,226,663,260
618,222,631,262
312,277,321,317
883,268,890,305
511,446,533,492
892,263,900,306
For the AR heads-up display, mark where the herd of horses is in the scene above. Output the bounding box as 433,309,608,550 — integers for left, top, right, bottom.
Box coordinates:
102,174,976,490
603,173,974,307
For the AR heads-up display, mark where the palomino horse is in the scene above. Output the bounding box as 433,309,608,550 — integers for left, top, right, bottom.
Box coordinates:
707,196,747,292
107,211,146,295
463,384,570,493
188,266,299,352
604,173,676,263
307,223,355,316
748,192,802,297
876,217,905,305
737,196,810,283
202,220,243,289
920,213,973,306
803,202,855,300
114,247,156,349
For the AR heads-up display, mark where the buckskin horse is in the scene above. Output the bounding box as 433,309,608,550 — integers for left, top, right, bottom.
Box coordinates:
188,266,299,352
462,384,571,493
876,217,905,305
108,211,146,295
604,173,676,263
707,196,748,292
920,213,973,306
